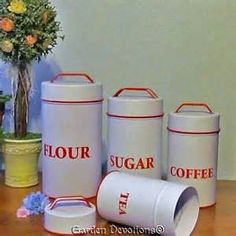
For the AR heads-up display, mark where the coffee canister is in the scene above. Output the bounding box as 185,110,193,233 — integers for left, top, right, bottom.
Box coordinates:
167,103,220,207
42,72,103,198
97,171,199,236
107,88,163,179
44,196,96,235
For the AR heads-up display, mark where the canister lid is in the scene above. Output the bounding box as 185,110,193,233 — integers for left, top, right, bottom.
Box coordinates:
41,73,103,103
168,103,220,134
44,196,96,235
108,88,163,118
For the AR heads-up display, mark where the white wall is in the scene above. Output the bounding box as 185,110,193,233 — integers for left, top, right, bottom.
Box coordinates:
1,0,236,179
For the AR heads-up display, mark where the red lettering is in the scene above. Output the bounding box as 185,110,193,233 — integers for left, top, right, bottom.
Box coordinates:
193,169,201,179
146,157,154,169
81,147,90,159
68,147,79,159
177,168,185,178
44,144,49,156
186,168,193,178
119,193,130,215
201,169,208,179
49,145,55,158
43,144,91,160
119,202,128,215
110,155,115,167
135,158,145,169
115,156,124,168
109,155,155,170
170,166,214,179
170,166,176,176
209,168,214,178
44,144,55,158
120,193,130,199
125,158,135,169
55,147,67,159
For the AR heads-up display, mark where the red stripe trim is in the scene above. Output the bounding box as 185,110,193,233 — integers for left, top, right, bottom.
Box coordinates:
167,127,220,135
113,87,159,98
107,113,164,119
49,196,92,210
42,99,103,104
47,194,96,201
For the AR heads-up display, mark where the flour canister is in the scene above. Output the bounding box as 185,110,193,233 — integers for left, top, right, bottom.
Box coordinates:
44,196,96,235
107,88,163,179
97,171,199,236
167,103,220,208
42,73,103,198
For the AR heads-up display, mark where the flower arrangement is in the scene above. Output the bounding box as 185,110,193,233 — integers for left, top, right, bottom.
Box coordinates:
0,0,63,65
0,0,63,138
16,191,49,218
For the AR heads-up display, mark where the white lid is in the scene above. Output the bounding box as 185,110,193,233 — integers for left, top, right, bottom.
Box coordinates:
168,103,220,133
154,183,199,236
44,197,96,235
41,73,103,102
108,88,163,117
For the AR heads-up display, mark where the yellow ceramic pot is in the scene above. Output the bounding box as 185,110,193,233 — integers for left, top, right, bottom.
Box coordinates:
2,138,41,187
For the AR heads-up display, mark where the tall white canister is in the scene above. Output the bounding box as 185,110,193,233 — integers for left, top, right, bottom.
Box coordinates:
167,103,220,208
97,171,199,236
107,88,163,179
42,72,103,198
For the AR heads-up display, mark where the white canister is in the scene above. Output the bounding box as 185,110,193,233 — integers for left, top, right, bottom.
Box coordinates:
97,171,199,236
42,73,103,198
107,88,163,179
167,103,220,208
44,196,96,235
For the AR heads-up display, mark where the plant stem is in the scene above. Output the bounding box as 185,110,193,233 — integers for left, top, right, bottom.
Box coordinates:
14,64,29,138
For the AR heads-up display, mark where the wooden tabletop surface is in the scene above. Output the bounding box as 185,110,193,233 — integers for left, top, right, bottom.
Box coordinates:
0,172,235,236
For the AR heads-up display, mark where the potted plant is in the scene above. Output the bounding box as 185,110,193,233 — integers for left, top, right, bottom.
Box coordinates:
0,0,63,187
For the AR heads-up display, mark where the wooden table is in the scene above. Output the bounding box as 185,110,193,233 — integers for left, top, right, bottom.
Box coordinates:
0,172,235,236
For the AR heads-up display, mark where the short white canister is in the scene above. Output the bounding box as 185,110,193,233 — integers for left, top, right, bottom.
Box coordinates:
42,73,103,198
107,88,163,179
97,171,199,236
44,196,96,235
167,103,220,208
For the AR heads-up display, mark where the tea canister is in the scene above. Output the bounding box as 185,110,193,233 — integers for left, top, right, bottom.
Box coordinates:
97,171,199,236
167,103,220,207
107,88,163,179
42,72,103,198
44,196,96,235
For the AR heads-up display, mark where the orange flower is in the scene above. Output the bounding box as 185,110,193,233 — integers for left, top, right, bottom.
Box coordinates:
0,18,15,32
26,35,37,46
